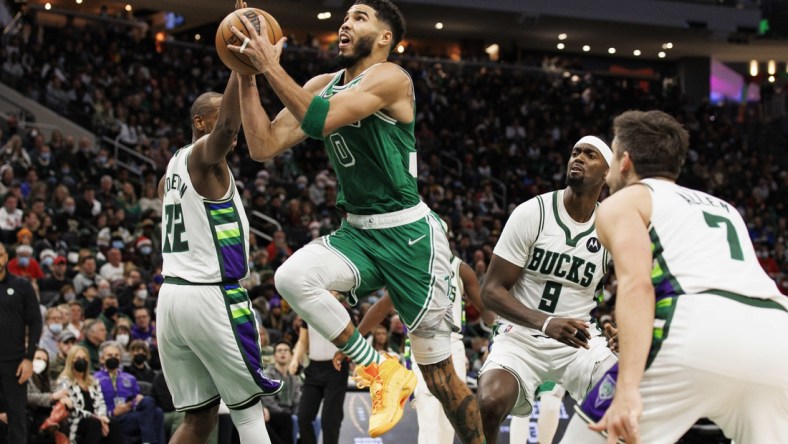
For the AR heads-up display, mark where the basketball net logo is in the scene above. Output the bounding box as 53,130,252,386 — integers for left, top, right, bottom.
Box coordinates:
586,237,601,253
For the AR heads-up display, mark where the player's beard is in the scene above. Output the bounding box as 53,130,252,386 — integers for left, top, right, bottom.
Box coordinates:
335,34,375,69
566,172,583,187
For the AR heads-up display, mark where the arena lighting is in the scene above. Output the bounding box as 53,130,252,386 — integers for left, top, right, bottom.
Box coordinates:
557,43,565,50
749,60,758,77
435,22,443,30
658,51,666,58
485,43,499,54
397,44,405,54
194,34,201,41
582,45,590,52
76,0,82,4
633,49,641,56
767,60,776,75
768,75,775,83
558,33,567,40
317,12,331,20
608,47,616,54
44,2,51,9
125,4,132,11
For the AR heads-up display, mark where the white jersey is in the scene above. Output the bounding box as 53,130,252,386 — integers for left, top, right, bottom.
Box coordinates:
161,142,250,283
448,256,464,341
494,189,609,326
642,178,784,305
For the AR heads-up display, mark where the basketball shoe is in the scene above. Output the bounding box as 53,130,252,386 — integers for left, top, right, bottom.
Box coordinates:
353,355,417,437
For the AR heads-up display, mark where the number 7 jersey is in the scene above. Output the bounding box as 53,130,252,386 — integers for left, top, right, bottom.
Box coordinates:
494,189,609,325
161,143,250,283
642,178,783,304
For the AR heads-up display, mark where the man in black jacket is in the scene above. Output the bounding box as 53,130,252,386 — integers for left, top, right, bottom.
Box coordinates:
0,242,42,443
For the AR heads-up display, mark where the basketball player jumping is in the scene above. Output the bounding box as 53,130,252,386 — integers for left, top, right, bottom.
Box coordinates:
477,136,618,443
560,110,788,444
226,0,483,441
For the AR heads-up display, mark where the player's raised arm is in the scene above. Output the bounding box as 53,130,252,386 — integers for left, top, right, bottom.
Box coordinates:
190,73,241,169
236,72,333,161
229,14,411,138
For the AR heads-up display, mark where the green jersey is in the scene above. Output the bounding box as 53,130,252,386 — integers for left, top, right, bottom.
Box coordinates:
318,66,419,215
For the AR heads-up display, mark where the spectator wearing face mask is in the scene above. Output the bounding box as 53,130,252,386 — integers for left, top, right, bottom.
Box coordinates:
132,236,155,271
8,244,45,282
122,340,155,384
39,307,66,359
97,295,121,334
27,348,72,442
57,345,123,444
94,342,164,444
38,248,58,275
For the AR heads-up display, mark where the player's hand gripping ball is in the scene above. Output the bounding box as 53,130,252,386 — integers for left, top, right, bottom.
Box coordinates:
215,8,283,75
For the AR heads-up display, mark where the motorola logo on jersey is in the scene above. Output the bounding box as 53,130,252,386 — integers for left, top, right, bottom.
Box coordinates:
587,237,601,253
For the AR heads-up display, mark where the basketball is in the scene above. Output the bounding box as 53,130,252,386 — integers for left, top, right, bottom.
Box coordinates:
215,8,283,75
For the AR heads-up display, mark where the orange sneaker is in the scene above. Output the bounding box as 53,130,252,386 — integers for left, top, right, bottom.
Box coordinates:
353,356,417,437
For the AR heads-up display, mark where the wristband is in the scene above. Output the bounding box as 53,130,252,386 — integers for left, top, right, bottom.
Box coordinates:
540,316,554,334
301,96,330,139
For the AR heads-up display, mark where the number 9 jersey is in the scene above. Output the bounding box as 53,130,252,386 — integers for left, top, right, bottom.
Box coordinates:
493,189,609,325
161,143,250,283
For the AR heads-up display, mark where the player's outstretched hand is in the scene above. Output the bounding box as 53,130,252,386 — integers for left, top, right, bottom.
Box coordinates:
544,317,591,349
227,14,287,74
589,388,642,444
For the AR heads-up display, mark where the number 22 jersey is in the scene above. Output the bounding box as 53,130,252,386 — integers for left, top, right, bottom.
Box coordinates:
161,142,250,283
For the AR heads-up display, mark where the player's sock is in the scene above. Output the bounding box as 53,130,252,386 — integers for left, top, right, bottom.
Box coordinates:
340,329,383,365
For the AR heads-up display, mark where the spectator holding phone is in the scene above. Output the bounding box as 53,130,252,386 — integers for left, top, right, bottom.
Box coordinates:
94,341,164,444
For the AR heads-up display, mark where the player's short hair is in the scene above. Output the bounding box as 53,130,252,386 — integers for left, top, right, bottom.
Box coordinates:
354,0,406,51
190,92,222,131
612,110,689,181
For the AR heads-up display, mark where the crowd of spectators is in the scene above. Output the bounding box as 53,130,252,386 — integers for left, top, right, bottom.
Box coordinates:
0,5,786,443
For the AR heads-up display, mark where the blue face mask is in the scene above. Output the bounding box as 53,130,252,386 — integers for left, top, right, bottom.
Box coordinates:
42,256,54,268
140,246,152,255
49,323,63,334
111,240,125,249
40,153,51,162
18,256,30,267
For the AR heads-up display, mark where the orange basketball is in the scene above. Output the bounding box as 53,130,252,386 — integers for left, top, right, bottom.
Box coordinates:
215,8,283,75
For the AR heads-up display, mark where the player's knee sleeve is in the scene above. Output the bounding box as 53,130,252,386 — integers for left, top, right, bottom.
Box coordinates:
228,401,271,444
273,245,352,340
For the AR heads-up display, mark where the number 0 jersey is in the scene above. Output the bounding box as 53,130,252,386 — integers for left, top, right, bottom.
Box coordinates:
161,142,249,283
642,179,784,305
494,190,609,326
317,66,420,215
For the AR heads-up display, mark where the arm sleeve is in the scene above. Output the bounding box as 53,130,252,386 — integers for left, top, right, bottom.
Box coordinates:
493,197,542,268
27,383,53,407
23,279,43,360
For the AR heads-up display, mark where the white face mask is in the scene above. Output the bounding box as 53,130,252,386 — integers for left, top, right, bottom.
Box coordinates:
135,290,148,300
32,359,47,375
116,333,130,347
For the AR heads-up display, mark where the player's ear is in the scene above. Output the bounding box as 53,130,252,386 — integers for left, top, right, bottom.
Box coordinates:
193,115,205,132
378,29,392,49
